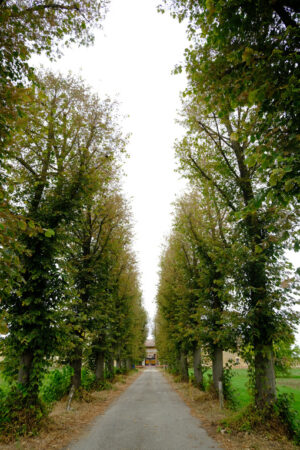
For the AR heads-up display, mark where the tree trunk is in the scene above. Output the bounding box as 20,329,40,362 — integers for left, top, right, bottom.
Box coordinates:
193,347,204,390
70,356,82,390
95,351,104,382
179,352,189,382
126,359,131,371
18,350,34,385
212,347,223,391
121,359,127,370
254,344,276,406
106,357,114,379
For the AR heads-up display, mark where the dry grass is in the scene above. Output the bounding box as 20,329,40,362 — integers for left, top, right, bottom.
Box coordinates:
0,370,141,450
277,378,300,389
162,370,299,450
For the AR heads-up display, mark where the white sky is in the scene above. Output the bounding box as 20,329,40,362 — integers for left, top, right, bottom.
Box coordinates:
32,0,299,344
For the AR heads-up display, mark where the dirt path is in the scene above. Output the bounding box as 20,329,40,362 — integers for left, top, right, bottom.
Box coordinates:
68,368,221,450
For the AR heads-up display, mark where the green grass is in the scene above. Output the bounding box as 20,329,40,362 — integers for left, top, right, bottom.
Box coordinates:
0,372,9,393
230,368,300,414
189,367,300,414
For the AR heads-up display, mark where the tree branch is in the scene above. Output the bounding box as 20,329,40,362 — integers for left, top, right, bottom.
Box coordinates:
187,154,237,212
10,3,80,18
15,156,38,178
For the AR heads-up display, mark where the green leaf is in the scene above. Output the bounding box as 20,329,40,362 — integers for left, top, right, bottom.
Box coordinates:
44,229,55,238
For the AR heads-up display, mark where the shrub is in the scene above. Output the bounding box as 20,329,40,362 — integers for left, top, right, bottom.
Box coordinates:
274,393,300,445
0,385,47,439
81,367,96,391
222,362,239,410
223,396,300,444
39,366,73,404
95,379,112,391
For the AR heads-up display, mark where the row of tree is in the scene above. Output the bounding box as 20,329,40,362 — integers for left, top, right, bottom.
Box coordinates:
0,0,147,427
1,69,147,401
156,0,299,412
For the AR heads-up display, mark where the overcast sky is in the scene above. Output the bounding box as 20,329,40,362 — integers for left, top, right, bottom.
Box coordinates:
32,0,299,344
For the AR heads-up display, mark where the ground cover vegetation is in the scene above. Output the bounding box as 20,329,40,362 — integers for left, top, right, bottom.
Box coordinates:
0,0,147,440
156,0,300,443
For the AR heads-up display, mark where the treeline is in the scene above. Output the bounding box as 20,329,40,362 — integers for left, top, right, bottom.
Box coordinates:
0,0,147,437
155,0,299,439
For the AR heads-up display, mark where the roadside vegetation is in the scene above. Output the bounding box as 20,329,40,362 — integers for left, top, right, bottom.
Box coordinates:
156,0,299,444
0,0,147,442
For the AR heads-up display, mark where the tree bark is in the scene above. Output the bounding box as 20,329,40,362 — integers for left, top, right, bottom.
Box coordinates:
18,350,34,385
95,351,104,382
212,347,223,391
254,344,276,405
193,347,204,389
179,352,189,382
106,357,114,379
126,359,131,371
70,356,82,390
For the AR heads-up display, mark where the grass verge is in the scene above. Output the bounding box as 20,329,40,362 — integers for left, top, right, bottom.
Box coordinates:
0,369,141,449
163,369,299,450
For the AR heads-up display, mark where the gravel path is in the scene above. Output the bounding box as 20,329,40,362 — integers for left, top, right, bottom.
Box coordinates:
68,368,221,450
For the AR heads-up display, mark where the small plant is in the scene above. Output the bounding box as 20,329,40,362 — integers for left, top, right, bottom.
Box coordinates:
222,361,239,410
39,366,73,404
274,393,300,445
223,396,300,444
0,385,47,439
81,367,96,391
95,379,112,391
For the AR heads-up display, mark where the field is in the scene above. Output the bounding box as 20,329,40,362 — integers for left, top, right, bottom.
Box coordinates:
230,368,300,413
189,367,300,414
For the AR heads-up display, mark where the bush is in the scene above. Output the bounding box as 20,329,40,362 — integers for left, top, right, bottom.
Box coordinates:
223,395,300,444
39,366,73,404
81,367,96,391
275,393,300,445
95,379,112,391
0,385,47,439
222,363,239,410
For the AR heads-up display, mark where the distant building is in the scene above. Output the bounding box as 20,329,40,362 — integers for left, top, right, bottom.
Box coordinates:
143,339,159,366
223,351,248,368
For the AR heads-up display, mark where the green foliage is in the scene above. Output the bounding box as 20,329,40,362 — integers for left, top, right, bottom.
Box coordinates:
222,362,239,410
39,366,73,404
274,393,300,444
160,0,300,207
94,380,112,391
0,69,128,397
0,0,108,146
223,393,300,444
274,341,300,376
81,368,96,391
0,385,47,438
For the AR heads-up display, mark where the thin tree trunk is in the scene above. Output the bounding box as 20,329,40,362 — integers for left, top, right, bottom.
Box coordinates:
212,347,223,391
179,352,189,382
126,359,131,371
18,350,34,385
121,359,127,370
193,347,204,390
95,351,105,382
67,352,82,411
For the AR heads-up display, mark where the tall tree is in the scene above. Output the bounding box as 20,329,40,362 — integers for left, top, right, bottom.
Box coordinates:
0,71,125,397
0,0,108,147
156,189,237,389
175,99,298,406
159,0,300,208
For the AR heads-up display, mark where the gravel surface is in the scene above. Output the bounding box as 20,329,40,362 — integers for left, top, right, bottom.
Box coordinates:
68,368,221,450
